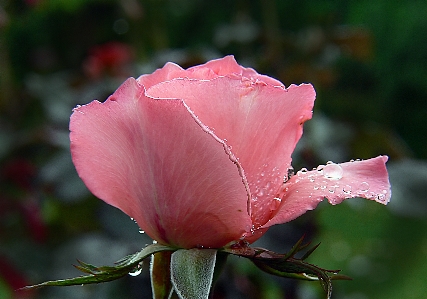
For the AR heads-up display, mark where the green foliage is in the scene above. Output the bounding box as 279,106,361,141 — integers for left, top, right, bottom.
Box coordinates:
20,243,174,290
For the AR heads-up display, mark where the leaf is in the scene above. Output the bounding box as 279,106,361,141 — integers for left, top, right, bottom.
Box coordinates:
18,271,128,289
222,237,350,299
170,249,217,299
20,243,175,290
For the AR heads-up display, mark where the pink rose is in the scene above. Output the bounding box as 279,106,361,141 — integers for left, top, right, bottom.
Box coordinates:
70,56,390,249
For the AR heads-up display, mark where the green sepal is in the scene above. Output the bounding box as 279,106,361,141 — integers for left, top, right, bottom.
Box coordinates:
20,243,175,290
222,237,351,299
170,249,217,299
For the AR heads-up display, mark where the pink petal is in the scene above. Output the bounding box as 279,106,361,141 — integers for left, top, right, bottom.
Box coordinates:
137,62,187,88
146,77,315,228
263,156,391,228
188,55,243,77
187,55,285,86
70,78,252,249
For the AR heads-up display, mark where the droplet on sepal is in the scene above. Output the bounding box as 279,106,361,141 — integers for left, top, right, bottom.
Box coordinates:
129,264,142,276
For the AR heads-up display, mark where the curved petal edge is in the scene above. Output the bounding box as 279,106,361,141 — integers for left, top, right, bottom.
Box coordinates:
263,156,391,228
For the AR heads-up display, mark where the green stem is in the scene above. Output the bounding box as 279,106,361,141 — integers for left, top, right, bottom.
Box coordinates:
151,251,173,299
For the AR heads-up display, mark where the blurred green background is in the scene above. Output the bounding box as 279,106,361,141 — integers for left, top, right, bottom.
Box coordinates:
1,0,426,298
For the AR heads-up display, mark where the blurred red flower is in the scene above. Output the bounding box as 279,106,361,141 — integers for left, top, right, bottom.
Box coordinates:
83,42,134,79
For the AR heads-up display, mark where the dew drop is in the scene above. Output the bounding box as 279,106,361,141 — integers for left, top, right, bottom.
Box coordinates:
256,189,264,197
359,182,370,192
297,168,308,176
287,166,294,177
316,165,325,172
323,163,343,180
129,265,142,276
313,184,319,190
328,185,339,193
139,230,145,234
343,185,352,194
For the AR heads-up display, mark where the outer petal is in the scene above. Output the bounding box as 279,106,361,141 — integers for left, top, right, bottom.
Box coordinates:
187,55,285,86
70,78,252,248
263,156,391,228
137,62,188,89
138,56,285,88
146,77,315,228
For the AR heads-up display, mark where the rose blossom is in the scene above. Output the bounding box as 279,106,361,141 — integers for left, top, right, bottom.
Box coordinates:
70,56,390,249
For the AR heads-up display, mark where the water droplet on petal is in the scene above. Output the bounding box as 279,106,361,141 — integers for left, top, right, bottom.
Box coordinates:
359,182,370,192
297,168,308,176
256,189,264,197
329,184,340,193
343,185,352,194
377,194,386,202
316,165,325,172
323,163,343,180
284,166,294,183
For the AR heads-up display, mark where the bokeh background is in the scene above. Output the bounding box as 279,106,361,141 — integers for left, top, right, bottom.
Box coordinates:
1,0,427,298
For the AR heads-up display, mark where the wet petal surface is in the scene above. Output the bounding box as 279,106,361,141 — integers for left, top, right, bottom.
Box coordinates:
147,76,315,228
263,156,391,228
70,78,251,248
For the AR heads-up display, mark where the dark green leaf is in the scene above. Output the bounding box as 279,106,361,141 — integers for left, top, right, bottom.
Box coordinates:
20,243,176,290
